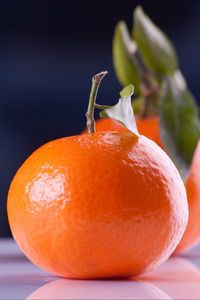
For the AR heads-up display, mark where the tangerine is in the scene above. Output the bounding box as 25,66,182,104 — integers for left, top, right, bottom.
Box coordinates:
7,73,188,278
7,132,188,278
95,116,162,147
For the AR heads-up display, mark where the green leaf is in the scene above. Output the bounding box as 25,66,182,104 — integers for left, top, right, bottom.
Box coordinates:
160,71,200,180
120,85,143,116
132,97,143,115
101,87,139,137
113,21,140,93
120,84,134,98
133,6,178,75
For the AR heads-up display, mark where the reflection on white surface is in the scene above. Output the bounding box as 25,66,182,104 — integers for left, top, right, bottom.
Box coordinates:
143,257,200,299
27,279,170,300
1,239,200,299
27,258,200,300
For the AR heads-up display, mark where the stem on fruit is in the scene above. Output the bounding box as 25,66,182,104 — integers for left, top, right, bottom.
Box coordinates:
95,103,110,109
86,71,108,133
120,22,159,117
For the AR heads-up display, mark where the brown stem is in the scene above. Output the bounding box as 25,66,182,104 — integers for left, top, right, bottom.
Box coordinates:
86,71,108,133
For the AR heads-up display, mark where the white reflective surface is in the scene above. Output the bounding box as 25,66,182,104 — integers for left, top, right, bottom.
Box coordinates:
0,239,200,299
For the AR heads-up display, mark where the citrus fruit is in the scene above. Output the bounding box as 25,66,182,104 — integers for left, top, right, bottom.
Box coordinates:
95,116,162,147
176,140,200,252
7,73,188,279
95,116,200,252
7,131,188,279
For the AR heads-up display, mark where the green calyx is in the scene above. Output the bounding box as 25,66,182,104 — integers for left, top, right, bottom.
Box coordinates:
110,5,200,180
102,84,139,136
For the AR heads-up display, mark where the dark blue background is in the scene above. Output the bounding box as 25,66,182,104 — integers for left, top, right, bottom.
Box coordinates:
1,0,200,236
